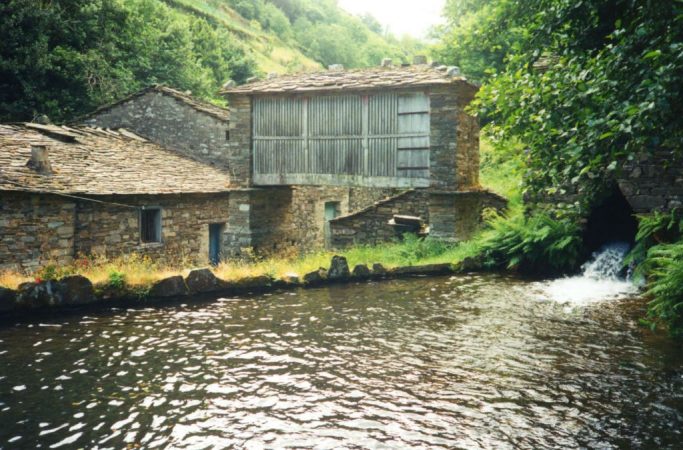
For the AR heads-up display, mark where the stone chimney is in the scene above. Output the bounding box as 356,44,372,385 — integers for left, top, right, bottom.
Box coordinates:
381,58,392,67
27,144,52,174
328,64,344,71
412,55,427,65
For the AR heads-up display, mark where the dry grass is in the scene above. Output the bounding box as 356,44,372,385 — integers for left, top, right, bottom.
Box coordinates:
0,271,32,290
0,237,484,291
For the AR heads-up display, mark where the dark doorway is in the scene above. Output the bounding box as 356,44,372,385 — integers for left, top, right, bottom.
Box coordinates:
209,223,224,266
583,185,638,253
324,201,341,248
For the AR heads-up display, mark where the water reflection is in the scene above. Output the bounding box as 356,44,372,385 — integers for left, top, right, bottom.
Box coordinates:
0,274,682,449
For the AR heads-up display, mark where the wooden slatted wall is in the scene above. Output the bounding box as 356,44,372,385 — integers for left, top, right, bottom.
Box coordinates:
253,91,430,187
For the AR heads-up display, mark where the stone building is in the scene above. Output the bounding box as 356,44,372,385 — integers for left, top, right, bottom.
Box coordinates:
221,63,504,248
80,83,406,255
0,123,233,271
2,64,504,270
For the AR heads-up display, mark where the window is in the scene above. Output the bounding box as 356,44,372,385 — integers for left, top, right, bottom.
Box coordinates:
140,207,161,243
225,130,230,141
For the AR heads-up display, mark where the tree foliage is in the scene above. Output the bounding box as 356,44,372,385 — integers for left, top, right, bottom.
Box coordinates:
437,0,683,215
0,0,256,122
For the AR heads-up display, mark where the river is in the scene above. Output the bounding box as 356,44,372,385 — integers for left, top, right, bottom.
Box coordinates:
1,267,682,448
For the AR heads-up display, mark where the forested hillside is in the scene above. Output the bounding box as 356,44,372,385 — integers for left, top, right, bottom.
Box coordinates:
0,0,418,123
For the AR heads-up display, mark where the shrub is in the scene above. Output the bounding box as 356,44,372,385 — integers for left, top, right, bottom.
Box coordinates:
107,270,126,290
478,211,583,275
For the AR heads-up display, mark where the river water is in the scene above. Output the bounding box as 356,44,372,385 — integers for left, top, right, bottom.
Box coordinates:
1,268,682,448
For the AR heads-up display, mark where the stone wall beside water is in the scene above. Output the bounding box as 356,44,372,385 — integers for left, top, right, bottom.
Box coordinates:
0,191,232,272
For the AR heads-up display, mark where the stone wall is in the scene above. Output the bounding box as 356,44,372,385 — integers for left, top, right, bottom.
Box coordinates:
225,94,252,187
618,150,683,212
429,85,480,191
329,189,507,248
75,194,231,264
83,90,250,185
531,149,683,215
0,191,232,272
0,192,76,271
429,190,507,242
329,190,430,248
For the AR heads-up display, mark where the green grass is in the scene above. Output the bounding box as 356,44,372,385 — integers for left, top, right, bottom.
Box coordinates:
479,135,524,209
0,236,482,291
161,0,321,74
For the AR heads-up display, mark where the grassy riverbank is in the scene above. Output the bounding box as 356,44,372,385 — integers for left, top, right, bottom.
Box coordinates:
0,235,484,291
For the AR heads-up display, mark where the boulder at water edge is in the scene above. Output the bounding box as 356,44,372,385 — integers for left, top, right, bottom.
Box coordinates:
352,264,371,279
328,256,350,280
58,275,96,305
303,268,327,285
149,276,189,298
0,287,17,313
371,263,387,277
185,268,225,294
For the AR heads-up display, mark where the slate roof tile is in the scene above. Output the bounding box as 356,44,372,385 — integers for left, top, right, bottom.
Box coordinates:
222,66,476,95
0,124,233,195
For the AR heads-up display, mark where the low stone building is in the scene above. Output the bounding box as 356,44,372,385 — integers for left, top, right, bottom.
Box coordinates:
0,123,234,271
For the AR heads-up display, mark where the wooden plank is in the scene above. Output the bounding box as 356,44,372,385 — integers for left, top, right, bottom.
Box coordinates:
251,91,431,185
253,173,430,187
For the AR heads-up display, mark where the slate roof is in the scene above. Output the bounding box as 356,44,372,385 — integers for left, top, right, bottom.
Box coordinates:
0,123,233,195
80,85,229,122
222,66,477,95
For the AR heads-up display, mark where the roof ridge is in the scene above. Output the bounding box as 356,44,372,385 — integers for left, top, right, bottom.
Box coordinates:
222,65,475,95
330,189,417,222
74,84,229,124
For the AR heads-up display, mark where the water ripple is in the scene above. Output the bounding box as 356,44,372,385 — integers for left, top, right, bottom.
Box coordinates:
0,274,681,449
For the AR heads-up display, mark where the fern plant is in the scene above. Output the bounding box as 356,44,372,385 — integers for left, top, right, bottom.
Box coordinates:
478,212,583,275
643,241,683,337
626,208,682,272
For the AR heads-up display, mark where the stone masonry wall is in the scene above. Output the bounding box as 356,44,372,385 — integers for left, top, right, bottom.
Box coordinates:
0,191,232,272
329,190,430,248
429,84,480,191
75,194,231,264
225,94,252,187
0,192,76,272
531,149,683,215
84,91,249,185
618,150,683,212
330,189,507,248
429,191,507,242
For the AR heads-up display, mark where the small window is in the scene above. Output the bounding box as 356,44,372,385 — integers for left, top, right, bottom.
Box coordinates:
225,130,230,141
140,207,161,243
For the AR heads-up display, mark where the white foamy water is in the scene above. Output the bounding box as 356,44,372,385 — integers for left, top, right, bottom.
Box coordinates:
535,242,639,306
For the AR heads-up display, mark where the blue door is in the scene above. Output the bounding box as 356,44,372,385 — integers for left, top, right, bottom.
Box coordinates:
209,224,223,265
